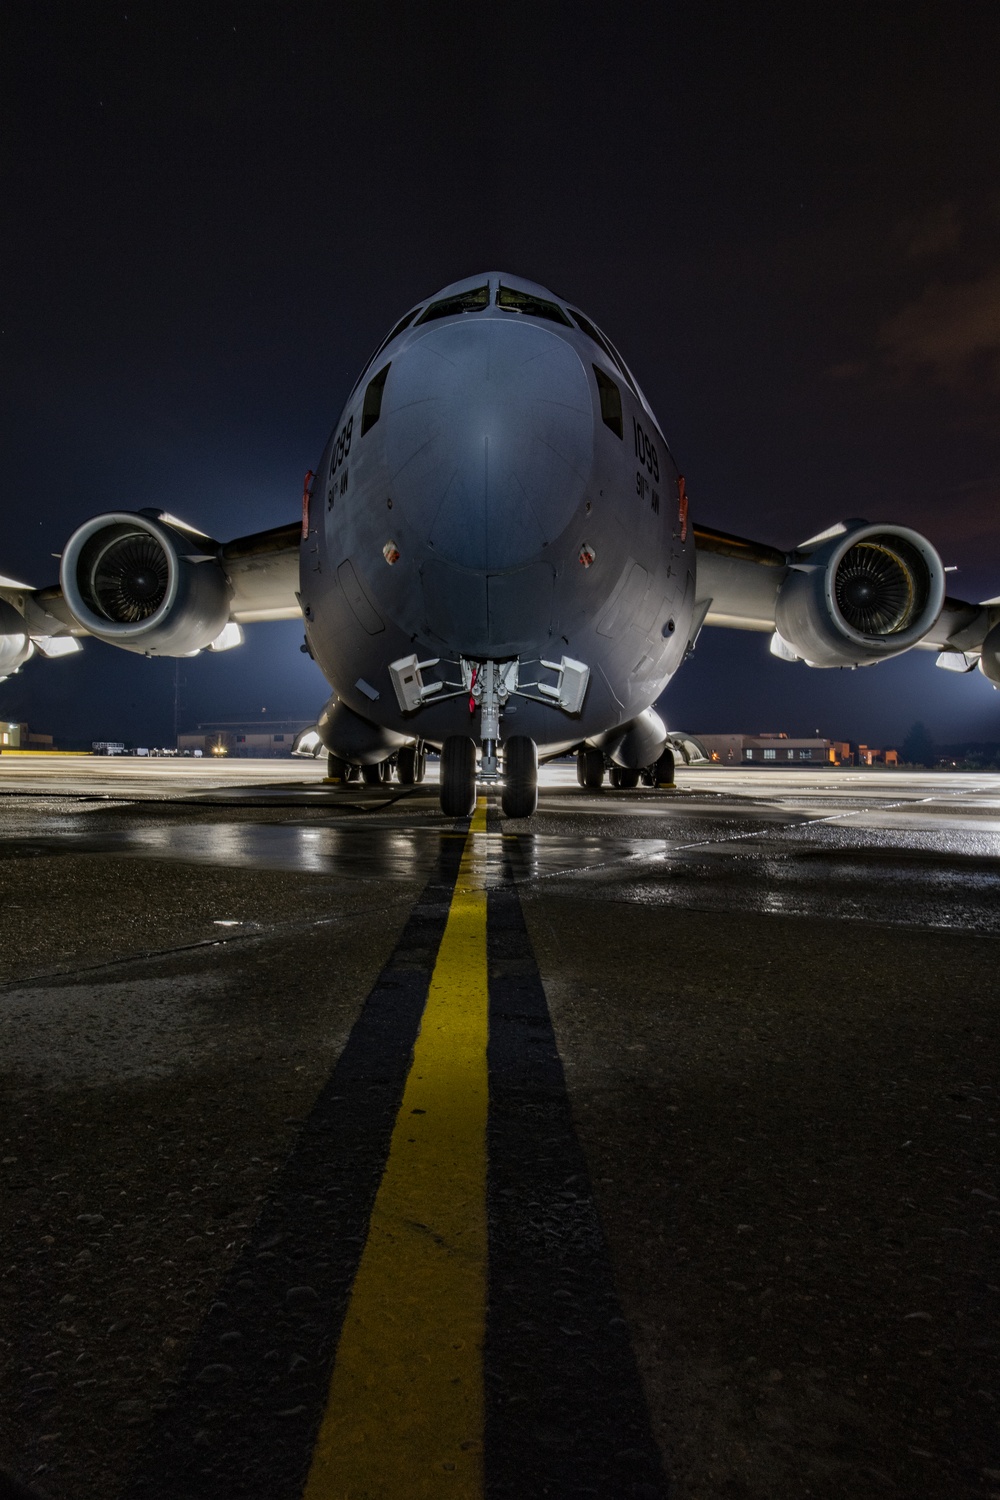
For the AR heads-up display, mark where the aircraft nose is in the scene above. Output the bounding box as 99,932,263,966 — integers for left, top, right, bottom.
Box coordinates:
383,317,593,570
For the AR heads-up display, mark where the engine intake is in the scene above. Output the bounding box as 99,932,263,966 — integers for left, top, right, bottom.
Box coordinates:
60,512,232,656
774,521,946,668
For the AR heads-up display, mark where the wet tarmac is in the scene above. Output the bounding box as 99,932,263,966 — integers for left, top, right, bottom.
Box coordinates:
1,756,998,1498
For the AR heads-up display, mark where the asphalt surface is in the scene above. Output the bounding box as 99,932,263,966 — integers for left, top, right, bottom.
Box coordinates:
1,755,998,1499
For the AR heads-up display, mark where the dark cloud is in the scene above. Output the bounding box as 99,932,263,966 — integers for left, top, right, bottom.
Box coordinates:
904,201,962,260
877,265,1000,395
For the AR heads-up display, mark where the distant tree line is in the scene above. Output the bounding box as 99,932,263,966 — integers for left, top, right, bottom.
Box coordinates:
900,722,1000,769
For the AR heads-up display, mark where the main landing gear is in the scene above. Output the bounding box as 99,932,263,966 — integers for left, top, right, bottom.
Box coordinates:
325,746,425,787
575,745,676,791
326,754,360,784
395,744,426,785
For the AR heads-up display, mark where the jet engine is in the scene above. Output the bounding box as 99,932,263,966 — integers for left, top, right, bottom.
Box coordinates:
773,521,946,668
0,598,32,677
979,621,1000,688
59,512,232,656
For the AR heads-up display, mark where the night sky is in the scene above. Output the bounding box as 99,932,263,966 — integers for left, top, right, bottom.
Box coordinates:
2,2,999,748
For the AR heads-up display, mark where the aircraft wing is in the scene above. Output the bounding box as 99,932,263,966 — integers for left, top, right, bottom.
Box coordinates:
693,520,1000,682
216,520,302,623
0,515,303,679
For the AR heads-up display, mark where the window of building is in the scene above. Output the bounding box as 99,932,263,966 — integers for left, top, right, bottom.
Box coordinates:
496,284,572,325
593,366,623,438
745,748,754,760
764,748,776,760
570,310,639,396
362,364,391,436
415,285,490,324
236,735,245,743
800,748,812,760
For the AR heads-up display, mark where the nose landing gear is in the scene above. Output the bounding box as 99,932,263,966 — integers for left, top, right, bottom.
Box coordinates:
502,735,538,818
434,660,541,818
441,735,478,817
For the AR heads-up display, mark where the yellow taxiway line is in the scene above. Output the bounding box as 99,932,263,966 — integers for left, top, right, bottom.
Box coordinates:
303,797,490,1498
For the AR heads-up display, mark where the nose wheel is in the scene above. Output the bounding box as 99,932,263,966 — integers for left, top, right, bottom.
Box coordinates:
440,735,477,817
502,735,538,818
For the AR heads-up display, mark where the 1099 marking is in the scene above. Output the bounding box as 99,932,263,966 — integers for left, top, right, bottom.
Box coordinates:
632,415,659,482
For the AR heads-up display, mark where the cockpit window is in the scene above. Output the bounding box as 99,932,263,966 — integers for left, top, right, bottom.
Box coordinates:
374,309,419,359
593,366,623,439
349,309,419,397
415,285,490,324
495,284,573,326
361,363,391,436
569,309,638,396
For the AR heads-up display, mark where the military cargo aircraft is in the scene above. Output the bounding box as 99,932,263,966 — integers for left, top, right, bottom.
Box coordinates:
2,272,998,816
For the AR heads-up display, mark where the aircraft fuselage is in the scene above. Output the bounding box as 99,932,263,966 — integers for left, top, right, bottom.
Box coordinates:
300,273,693,757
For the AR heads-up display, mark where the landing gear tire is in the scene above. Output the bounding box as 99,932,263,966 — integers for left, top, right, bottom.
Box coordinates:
440,735,477,818
610,765,639,789
654,747,676,788
362,760,391,786
345,762,360,783
326,753,349,784
396,745,418,785
578,747,605,789
502,735,538,819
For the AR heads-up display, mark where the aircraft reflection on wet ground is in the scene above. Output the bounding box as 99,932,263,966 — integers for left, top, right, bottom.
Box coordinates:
1,757,999,1500
2,762,999,931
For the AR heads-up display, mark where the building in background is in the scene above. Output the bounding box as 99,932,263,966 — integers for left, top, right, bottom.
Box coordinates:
856,744,898,767
177,719,312,758
687,732,895,767
1,722,54,751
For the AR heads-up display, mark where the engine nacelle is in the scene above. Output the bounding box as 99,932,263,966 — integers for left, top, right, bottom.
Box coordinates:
0,598,32,677
60,512,232,656
774,520,946,668
979,621,1000,688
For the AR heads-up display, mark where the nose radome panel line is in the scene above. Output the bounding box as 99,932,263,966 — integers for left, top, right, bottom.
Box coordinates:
385,317,593,575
